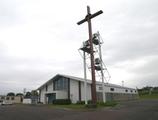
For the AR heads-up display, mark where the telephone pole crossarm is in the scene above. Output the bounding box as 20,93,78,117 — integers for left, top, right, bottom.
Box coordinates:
77,10,103,25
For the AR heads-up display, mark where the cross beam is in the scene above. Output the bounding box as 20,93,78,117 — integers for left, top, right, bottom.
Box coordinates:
77,6,103,105
77,10,103,25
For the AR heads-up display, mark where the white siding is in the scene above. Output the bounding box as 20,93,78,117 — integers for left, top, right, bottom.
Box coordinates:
70,79,79,103
96,84,137,94
39,81,54,104
23,99,31,104
39,80,69,104
40,87,46,104
47,82,53,93
81,82,92,101
70,80,92,103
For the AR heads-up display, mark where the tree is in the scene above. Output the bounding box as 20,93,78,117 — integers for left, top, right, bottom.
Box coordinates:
25,92,32,98
31,90,39,96
16,93,24,96
7,92,15,96
142,86,153,90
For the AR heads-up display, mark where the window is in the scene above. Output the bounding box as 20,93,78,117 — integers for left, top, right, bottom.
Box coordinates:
11,97,14,100
46,85,48,91
99,86,102,90
6,97,9,100
1,96,5,100
110,88,114,91
54,77,68,90
125,89,128,92
131,90,133,93
63,78,68,89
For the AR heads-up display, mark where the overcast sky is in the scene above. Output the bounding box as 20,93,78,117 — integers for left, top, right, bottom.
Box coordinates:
0,0,158,94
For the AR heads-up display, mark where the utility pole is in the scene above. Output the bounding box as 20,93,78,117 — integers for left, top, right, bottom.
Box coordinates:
97,32,106,103
122,81,124,87
77,6,103,105
83,50,87,104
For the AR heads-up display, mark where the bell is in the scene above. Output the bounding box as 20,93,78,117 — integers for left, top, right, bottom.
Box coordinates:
92,35,99,45
95,65,102,71
83,40,90,47
80,46,91,54
95,58,100,64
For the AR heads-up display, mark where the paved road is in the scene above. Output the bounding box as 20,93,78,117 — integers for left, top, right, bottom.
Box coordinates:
0,99,158,120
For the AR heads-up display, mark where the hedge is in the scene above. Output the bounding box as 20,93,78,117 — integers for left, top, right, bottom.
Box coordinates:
52,99,71,105
76,101,85,105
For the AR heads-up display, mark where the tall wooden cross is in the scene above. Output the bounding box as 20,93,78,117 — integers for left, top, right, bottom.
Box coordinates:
77,6,103,105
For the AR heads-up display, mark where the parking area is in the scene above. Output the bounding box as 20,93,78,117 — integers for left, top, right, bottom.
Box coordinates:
0,99,158,120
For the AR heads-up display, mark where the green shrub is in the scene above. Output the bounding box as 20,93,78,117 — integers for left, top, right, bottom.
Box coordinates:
103,101,117,107
87,100,93,104
52,99,71,105
85,104,97,108
76,101,85,105
151,90,158,94
97,101,105,105
95,101,117,107
139,91,149,95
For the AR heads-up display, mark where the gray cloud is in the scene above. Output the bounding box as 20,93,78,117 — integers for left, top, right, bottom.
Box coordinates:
0,0,158,94
0,0,18,27
96,0,158,88
101,0,158,65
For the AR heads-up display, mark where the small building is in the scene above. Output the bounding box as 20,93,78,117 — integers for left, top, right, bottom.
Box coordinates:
23,96,38,104
37,74,138,104
0,95,22,104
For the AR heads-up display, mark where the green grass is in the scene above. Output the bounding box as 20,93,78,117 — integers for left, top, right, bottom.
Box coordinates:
139,94,158,99
49,101,118,110
99,101,118,107
49,104,88,110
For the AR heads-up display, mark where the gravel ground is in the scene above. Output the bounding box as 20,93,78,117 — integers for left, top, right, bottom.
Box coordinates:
0,99,158,120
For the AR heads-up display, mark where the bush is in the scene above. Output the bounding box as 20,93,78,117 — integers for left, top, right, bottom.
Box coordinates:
103,101,117,107
76,101,85,105
87,100,93,104
151,90,158,94
85,100,98,108
52,99,71,105
139,91,149,95
85,104,97,108
97,101,105,105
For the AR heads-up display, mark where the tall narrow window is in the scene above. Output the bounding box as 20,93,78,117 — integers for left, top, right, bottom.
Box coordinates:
46,85,48,91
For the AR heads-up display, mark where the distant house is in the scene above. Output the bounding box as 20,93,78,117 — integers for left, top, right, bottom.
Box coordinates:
37,74,138,104
0,95,22,104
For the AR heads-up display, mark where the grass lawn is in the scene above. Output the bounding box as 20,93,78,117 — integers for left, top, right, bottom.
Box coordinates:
139,94,158,99
50,104,86,110
49,101,118,110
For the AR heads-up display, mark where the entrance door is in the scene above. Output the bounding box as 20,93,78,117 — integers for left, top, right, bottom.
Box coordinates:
47,93,56,104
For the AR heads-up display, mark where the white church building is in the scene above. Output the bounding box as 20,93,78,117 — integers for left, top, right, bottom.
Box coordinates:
37,74,138,104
